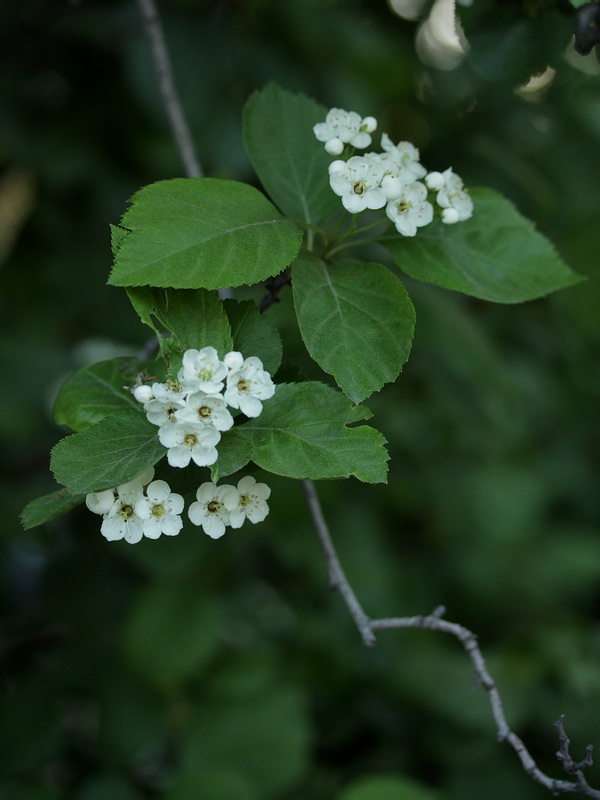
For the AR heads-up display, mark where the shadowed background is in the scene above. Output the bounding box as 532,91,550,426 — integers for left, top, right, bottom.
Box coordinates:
2,1,600,799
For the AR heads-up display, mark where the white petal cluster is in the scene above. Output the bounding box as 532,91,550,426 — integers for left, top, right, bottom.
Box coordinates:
188,477,271,539
85,468,185,544
85,347,275,545
313,108,377,156
315,107,473,234
135,347,275,468
426,168,474,224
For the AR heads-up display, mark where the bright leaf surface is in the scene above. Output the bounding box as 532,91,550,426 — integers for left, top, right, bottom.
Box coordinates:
235,382,388,483
109,178,302,290
51,410,166,495
292,253,415,403
225,299,283,376
385,188,582,303
21,486,85,530
127,286,233,357
209,431,253,483
243,83,340,225
53,357,143,432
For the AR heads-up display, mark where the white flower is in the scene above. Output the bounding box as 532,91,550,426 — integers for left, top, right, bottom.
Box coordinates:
158,421,221,468
188,482,238,539
133,384,154,404
386,182,434,237
100,479,146,544
328,154,387,214
313,108,377,154
85,467,155,516
224,355,275,418
143,382,188,426
134,480,184,539
85,489,115,515
378,134,427,200
175,392,234,432
427,167,473,223
228,476,271,529
178,347,228,394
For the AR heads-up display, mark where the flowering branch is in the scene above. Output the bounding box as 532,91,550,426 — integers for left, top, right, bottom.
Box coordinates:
136,0,202,179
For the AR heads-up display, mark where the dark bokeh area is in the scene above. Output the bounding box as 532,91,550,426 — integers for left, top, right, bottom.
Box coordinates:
2,1,600,798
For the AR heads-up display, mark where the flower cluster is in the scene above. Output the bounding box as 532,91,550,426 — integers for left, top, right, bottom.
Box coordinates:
133,347,275,469
86,469,271,543
86,467,185,544
313,108,377,156
85,347,275,544
314,107,473,235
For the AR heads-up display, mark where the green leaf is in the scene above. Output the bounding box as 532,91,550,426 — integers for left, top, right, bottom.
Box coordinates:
235,382,388,483
109,178,302,290
51,410,166,495
123,581,221,682
292,253,415,403
224,299,283,376
337,775,439,800
21,486,85,530
209,431,253,483
385,188,582,303
126,287,233,360
570,0,589,6
243,83,340,225
110,223,129,254
53,357,143,432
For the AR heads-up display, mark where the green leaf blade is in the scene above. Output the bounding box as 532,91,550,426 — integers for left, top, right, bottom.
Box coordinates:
243,83,340,225
224,299,283,376
21,487,85,530
51,410,166,495
235,382,388,483
53,357,143,432
109,178,302,290
385,188,582,303
292,253,415,402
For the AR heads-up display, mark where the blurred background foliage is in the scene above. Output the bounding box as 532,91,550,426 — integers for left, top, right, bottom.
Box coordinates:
2,0,600,798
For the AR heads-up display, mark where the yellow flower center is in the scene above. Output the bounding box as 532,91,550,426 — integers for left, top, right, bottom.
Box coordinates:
118,503,134,519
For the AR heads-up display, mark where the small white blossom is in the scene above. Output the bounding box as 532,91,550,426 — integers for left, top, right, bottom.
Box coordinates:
135,480,184,539
133,384,154,404
427,167,473,223
85,489,115,516
158,421,221,468
386,182,434,237
85,467,155,516
175,392,234,431
143,382,188,426
378,133,427,201
188,482,238,539
224,355,275,418
100,480,146,544
228,476,271,529
328,154,387,214
178,346,228,394
313,108,377,154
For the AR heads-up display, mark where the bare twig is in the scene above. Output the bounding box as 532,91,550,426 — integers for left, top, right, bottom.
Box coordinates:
136,0,202,179
303,478,600,798
301,479,376,646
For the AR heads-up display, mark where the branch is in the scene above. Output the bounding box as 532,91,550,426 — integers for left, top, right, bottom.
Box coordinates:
136,0,203,179
301,479,375,646
302,477,600,799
